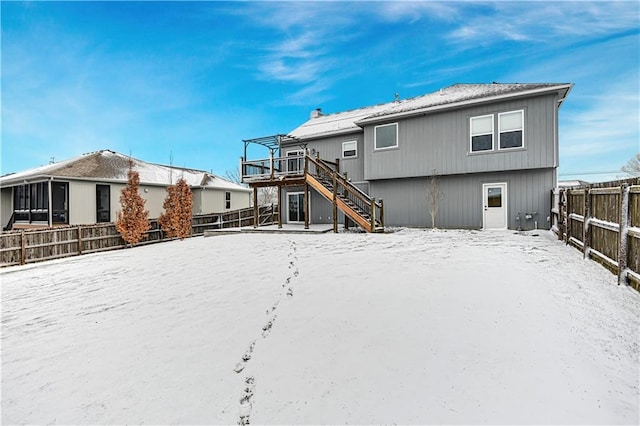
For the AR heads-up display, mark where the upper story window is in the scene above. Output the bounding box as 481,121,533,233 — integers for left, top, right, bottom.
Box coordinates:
470,114,494,152
225,191,231,209
470,110,524,153
342,140,357,158
498,110,524,149
374,123,398,150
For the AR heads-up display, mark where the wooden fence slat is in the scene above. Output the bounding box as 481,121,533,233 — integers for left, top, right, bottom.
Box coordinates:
552,177,640,291
2,207,278,267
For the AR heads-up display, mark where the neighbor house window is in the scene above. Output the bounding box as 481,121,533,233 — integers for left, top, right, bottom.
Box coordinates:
13,182,49,222
225,191,231,209
470,114,494,152
498,110,524,149
374,123,398,150
342,140,357,158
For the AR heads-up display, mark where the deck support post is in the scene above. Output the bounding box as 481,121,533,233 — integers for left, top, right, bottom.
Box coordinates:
379,199,384,229
269,150,274,180
304,182,309,230
277,186,282,229
253,187,258,228
371,198,376,232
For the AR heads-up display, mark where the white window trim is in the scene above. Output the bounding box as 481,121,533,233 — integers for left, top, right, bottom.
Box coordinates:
286,191,309,223
342,140,358,158
498,109,524,151
469,114,494,153
374,122,398,150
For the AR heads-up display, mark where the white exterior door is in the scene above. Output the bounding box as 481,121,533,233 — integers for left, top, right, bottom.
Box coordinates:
483,182,507,230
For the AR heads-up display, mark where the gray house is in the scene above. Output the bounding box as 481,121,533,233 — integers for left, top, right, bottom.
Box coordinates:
242,83,572,231
1,150,251,230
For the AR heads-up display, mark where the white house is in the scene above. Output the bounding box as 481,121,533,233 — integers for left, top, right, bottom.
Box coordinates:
1,150,251,230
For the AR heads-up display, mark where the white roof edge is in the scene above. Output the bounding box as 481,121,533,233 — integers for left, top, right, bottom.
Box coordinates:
283,127,363,142
356,84,574,126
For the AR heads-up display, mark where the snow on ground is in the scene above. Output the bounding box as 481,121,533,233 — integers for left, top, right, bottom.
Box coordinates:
1,229,639,425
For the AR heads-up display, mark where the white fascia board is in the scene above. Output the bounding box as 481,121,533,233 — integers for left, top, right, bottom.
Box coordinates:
284,127,364,143
356,84,575,126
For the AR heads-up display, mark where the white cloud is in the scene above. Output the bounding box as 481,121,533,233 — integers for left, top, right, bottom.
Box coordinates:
446,1,639,45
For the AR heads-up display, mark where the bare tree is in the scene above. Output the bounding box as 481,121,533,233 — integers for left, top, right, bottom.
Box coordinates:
621,153,640,177
426,170,445,228
258,186,278,206
225,169,242,184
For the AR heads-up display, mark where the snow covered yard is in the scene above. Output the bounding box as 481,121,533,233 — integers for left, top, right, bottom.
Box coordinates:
1,229,638,425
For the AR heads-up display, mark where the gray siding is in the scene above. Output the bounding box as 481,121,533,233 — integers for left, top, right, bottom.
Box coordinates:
369,168,555,230
364,94,558,180
282,133,366,182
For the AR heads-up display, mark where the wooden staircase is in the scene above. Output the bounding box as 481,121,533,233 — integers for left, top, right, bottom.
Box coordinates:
305,156,384,233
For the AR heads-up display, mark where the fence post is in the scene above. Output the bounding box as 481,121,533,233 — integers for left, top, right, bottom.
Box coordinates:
565,189,571,244
20,230,26,265
583,188,591,259
78,226,83,255
558,189,565,241
618,183,630,285
332,171,338,233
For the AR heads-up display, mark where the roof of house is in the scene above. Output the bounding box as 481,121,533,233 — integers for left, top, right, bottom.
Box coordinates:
0,150,251,192
287,82,573,140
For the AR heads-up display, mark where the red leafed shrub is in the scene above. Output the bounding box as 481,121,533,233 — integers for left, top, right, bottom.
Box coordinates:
158,178,193,240
115,161,151,246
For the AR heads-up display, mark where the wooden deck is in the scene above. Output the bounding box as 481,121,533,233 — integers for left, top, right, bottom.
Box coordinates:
241,154,384,233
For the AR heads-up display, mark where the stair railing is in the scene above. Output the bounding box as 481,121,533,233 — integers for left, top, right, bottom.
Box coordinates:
306,155,383,229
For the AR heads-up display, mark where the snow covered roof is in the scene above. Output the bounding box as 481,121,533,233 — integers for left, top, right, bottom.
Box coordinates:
0,150,251,192
287,83,573,140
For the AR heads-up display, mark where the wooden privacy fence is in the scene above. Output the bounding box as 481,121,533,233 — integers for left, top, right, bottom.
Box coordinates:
551,177,640,290
1,205,277,267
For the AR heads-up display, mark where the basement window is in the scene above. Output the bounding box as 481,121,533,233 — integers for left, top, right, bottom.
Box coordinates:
342,140,357,158
374,123,398,150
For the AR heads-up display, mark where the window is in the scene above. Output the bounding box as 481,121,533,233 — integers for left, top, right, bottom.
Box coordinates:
52,182,69,224
286,150,304,173
225,191,231,209
96,185,110,223
499,110,524,149
374,123,398,150
13,182,49,222
342,140,357,158
470,114,494,152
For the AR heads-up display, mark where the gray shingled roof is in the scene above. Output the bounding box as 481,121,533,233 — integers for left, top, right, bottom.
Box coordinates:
0,150,251,191
287,83,572,140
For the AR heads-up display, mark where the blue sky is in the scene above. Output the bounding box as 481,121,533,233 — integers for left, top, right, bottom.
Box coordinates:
1,1,639,182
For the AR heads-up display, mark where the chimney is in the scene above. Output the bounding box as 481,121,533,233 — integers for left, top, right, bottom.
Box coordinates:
310,108,323,119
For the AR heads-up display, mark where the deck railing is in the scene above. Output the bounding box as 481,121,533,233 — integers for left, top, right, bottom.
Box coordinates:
242,154,305,182
241,153,384,231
